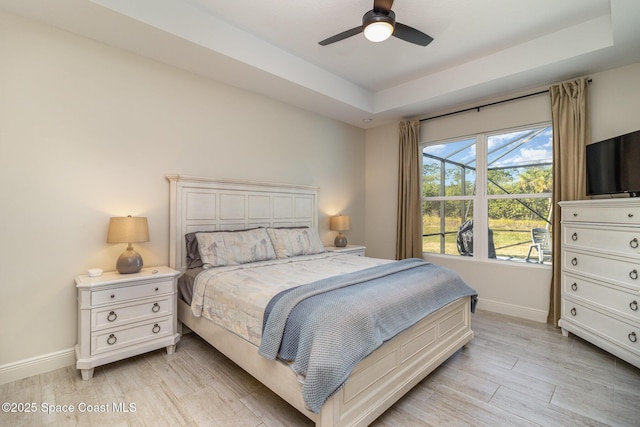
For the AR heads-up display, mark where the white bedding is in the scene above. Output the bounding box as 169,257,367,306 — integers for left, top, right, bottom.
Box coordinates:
191,252,393,345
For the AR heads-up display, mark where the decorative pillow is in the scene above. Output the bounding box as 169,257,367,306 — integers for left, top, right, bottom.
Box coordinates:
266,227,325,258
195,228,276,268
185,231,205,268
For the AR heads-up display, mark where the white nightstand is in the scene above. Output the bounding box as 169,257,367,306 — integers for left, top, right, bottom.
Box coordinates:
75,266,180,380
325,245,366,256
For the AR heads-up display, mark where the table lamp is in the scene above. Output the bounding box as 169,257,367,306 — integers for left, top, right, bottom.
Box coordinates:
330,215,351,247
107,216,149,274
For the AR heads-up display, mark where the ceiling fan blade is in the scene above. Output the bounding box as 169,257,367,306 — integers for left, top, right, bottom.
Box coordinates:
393,22,434,46
318,26,363,46
373,0,394,13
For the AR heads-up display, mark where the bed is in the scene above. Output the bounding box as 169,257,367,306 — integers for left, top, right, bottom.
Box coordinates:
167,175,476,427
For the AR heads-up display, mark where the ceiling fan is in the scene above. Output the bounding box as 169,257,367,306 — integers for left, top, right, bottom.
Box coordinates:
319,0,433,47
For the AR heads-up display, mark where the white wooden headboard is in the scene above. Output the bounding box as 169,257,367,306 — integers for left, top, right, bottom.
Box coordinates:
167,175,319,271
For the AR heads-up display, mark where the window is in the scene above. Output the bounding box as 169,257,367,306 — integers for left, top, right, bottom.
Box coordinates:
421,123,553,263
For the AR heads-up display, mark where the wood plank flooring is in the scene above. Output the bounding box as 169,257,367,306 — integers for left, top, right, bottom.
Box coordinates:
2,309,639,426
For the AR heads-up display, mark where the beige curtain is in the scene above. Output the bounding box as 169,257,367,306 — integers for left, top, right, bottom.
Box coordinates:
396,120,423,260
548,78,590,326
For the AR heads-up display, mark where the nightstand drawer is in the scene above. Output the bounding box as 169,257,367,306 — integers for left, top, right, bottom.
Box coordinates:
91,279,173,305
91,296,172,330
91,316,173,355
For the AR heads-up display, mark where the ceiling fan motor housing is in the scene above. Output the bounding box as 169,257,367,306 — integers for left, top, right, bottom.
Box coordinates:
363,9,396,29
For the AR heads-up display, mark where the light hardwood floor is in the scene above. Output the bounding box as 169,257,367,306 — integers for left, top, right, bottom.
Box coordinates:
2,309,639,426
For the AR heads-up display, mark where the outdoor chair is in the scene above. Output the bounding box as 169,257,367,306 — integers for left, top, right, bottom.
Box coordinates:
526,227,552,263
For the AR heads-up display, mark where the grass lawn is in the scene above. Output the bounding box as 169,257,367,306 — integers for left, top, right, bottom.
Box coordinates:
422,215,551,260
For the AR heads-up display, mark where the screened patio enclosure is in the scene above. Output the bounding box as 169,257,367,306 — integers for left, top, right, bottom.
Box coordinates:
421,125,553,263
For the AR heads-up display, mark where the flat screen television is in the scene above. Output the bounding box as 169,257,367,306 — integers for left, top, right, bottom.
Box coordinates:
586,129,640,197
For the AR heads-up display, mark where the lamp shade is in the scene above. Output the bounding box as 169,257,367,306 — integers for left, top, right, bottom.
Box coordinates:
107,216,149,244
330,215,351,232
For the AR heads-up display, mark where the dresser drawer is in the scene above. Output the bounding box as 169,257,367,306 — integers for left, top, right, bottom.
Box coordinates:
563,224,640,257
91,279,173,305
563,249,640,291
561,299,640,354
91,316,173,355
562,204,640,225
562,273,640,321
91,295,172,330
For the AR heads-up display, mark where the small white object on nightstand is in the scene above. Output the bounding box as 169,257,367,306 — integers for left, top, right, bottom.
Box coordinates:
325,245,366,256
87,268,102,277
74,266,180,380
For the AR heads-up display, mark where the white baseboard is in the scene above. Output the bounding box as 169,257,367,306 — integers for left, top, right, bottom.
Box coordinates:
0,348,75,385
477,298,548,323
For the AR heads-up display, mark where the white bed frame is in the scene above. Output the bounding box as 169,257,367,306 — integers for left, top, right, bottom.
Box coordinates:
167,175,474,427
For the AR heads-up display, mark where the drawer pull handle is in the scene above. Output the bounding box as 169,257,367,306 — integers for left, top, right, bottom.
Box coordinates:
631,238,639,249
152,303,160,313
110,294,115,299
570,307,577,316
107,311,117,322
631,301,639,311
571,232,578,241
571,283,578,291
573,212,578,217
629,213,635,218
107,334,117,345
152,324,161,334
571,258,578,266
629,332,637,343
630,270,638,280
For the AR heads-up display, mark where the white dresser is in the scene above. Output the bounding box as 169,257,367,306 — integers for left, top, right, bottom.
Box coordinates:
75,266,180,379
559,199,640,368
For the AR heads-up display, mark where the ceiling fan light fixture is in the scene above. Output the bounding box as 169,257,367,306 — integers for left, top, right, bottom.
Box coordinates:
364,21,394,42
362,9,395,42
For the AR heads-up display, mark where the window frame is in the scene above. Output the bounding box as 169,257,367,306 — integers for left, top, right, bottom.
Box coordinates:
420,122,553,263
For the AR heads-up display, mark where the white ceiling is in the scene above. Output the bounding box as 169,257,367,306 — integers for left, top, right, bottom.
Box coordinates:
2,0,639,129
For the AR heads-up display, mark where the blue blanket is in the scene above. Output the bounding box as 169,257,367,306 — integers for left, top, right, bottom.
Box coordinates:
258,258,477,413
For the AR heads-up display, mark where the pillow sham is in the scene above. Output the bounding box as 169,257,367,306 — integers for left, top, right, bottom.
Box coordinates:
266,227,325,258
185,231,205,268
195,228,277,268
185,227,264,268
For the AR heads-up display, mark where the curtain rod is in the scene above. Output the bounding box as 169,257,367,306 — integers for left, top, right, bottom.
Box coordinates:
419,78,592,122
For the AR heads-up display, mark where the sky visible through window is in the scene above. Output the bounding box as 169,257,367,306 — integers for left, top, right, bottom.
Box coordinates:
488,126,552,169
423,125,552,177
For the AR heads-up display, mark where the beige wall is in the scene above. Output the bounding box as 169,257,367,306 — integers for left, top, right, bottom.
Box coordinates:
365,62,640,322
590,63,640,143
0,11,365,378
